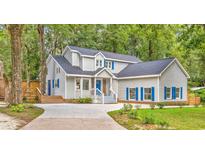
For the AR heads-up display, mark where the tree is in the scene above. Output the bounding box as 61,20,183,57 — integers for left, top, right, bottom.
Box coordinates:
38,24,47,94
8,24,24,104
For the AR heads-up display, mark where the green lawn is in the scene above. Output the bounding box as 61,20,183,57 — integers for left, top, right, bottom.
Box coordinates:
0,104,44,129
108,107,205,130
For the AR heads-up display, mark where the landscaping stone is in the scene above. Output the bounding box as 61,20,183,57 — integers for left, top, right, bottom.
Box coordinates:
0,113,26,130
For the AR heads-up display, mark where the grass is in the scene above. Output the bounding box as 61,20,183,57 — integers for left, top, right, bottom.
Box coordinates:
0,104,44,128
108,107,205,130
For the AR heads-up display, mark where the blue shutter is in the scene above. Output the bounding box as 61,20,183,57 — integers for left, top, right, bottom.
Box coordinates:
126,88,129,100
57,79,60,88
52,80,55,88
151,87,155,101
140,87,143,101
164,86,167,100
104,60,106,67
135,87,138,101
172,87,175,99
180,87,183,99
112,61,115,70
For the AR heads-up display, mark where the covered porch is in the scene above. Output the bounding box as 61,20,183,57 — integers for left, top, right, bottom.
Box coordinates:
66,69,118,103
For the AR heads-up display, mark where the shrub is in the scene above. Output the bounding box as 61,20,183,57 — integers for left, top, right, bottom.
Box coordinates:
157,120,169,128
118,109,124,115
128,110,139,119
194,104,199,108
22,96,27,103
10,104,25,112
156,102,165,109
149,104,155,110
78,98,92,103
142,115,155,124
122,104,133,112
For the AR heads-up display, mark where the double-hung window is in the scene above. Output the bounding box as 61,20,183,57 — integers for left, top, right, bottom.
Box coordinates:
105,61,112,69
176,87,180,99
144,88,152,100
83,79,89,90
166,87,171,99
129,88,136,100
76,78,80,90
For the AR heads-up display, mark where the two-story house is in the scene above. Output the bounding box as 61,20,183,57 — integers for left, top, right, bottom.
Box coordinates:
46,46,190,104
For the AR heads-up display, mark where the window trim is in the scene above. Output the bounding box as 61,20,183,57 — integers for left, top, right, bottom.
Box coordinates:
144,87,152,101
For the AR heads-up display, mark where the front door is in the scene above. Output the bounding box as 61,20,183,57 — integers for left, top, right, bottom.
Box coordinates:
103,79,107,95
96,80,101,91
48,80,51,96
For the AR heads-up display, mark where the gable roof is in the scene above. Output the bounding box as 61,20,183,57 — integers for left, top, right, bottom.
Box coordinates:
69,46,141,63
117,58,176,78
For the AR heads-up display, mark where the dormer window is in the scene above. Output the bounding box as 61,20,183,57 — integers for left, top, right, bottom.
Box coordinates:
96,59,103,68
56,67,60,74
96,60,99,67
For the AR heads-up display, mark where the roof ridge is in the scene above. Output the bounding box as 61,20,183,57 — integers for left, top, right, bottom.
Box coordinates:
137,57,175,64
68,45,138,58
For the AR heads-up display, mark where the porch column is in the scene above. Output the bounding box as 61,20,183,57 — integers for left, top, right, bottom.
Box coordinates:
110,77,113,89
94,77,96,101
80,78,83,98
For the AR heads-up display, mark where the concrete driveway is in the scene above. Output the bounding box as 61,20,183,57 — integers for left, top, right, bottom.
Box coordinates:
22,103,126,130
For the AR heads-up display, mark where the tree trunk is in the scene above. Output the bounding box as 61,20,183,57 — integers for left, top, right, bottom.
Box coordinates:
148,40,154,60
24,45,30,93
8,24,23,104
38,24,47,95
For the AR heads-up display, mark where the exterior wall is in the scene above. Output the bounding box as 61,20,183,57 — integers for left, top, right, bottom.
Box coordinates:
66,77,75,99
111,61,128,74
82,57,95,71
46,58,55,95
72,52,80,66
118,77,159,102
159,61,187,102
63,48,72,64
112,79,118,94
46,58,66,98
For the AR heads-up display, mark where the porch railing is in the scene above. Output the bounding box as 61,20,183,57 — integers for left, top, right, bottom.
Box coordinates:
90,88,104,104
110,88,118,103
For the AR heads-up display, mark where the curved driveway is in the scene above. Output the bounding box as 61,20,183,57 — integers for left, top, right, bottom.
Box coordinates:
22,104,125,130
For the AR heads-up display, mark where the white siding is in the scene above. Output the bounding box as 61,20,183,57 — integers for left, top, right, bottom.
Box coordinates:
46,57,55,95
112,79,118,94
97,70,112,78
63,48,72,64
118,77,159,102
66,77,75,99
72,52,80,66
159,61,187,102
46,58,66,98
82,57,95,71
111,61,128,73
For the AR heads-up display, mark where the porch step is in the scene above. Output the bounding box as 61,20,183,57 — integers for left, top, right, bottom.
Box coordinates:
104,96,116,104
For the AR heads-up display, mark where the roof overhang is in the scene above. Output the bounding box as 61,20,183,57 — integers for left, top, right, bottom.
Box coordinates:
118,74,160,80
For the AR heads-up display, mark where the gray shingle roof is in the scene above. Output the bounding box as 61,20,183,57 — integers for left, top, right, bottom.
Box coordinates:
69,46,141,63
53,55,175,78
53,55,103,75
117,58,175,77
